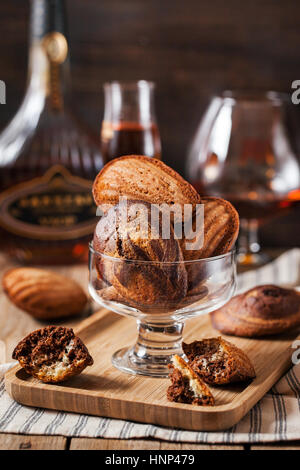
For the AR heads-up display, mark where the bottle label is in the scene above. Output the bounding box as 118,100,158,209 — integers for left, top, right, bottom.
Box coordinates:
0,166,97,240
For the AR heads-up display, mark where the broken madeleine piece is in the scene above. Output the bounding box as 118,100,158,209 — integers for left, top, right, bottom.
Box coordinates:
183,337,256,385
167,354,214,406
12,326,93,384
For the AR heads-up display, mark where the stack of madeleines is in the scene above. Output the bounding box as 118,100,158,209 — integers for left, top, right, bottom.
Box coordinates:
92,155,239,312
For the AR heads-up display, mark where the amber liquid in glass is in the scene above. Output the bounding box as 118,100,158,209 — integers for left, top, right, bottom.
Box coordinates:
223,194,300,222
101,121,161,162
193,183,300,223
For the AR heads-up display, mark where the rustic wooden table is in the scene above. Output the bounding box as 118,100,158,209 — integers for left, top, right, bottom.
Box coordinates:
0,250,299,450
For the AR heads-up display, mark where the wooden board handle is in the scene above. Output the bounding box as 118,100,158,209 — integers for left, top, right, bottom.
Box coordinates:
0,340,6,364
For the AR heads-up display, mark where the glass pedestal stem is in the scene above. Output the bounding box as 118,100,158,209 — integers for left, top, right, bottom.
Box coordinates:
112,320,184,377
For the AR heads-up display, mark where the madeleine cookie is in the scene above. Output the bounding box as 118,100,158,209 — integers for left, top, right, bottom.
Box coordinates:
183,337,255,384
180,197,239,261
93,199,188,306
92,154,201,208
98,283,209,313
167,355,214,406
179,197,239,291
13,326,93,383
3,268,88,320
210,285,300,337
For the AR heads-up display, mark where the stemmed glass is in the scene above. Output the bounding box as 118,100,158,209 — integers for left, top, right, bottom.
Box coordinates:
89,244,236,378
100,80,161,162
186,91,300,266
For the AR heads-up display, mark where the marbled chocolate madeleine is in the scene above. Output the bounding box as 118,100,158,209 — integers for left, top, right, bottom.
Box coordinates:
13,326,93,383
210,284,300,337
181,197,239,261
93,199,188,306
98,283,209,313
167,355,214,406
183,337,256,384
175,284,208,309
180,197,239,291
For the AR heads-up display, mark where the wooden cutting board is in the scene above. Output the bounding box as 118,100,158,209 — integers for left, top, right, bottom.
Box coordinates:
0,340,5,364
5,308,300,431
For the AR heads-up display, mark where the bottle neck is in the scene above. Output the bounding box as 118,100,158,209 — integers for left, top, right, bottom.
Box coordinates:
28,0,70,112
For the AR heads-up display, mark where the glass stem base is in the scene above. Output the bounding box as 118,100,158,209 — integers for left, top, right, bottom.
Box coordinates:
237,219,269,266
111,320,184,377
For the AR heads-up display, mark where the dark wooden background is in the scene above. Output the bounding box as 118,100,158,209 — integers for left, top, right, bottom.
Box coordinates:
0,0,299,246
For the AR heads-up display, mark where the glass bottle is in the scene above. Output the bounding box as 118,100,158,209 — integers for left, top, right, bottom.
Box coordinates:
0,0,103,264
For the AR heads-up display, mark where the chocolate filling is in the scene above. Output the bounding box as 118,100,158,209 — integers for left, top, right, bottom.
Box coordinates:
183,340,228,383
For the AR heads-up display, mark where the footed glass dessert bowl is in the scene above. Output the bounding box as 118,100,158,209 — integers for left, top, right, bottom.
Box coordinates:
89,243,236,378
